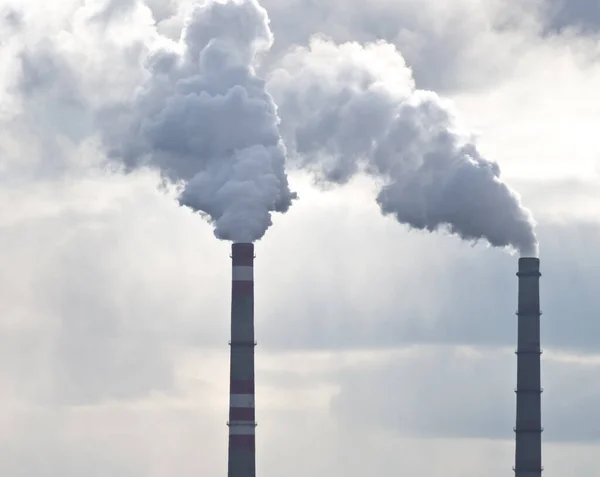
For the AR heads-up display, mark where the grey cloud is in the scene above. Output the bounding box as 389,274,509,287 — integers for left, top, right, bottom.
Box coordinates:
330,346,600,442
257,211,600,355
542,0,600,34
2,171,597,409
261,408,600,476
87,0,137,26
0,43,95,181
80,0,175,29
0,3,153,180
17,45,91,142
0,173,230,406
1,172,597,409
1,346,599,476
0,171,597,471
138,0,543,92
2,6,22,29
144,0,178,24
259,0,540,92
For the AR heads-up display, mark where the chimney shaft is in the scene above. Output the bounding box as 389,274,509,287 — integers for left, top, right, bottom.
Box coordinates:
228,242,256,477
514,257,542,477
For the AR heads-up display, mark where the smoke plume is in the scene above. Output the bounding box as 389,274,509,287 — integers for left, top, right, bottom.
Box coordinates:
268,38,538,256
100,0,296,243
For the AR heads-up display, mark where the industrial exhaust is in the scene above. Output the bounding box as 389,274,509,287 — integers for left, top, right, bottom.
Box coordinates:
227,242,257,477
514,257,543,477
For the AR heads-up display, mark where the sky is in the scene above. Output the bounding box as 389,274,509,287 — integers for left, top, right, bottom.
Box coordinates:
0,0,600,476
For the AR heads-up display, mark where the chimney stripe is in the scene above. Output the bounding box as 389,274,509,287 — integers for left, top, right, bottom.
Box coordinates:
232,266,254,281
232,281,253,296
230,379,255,393
230,394,255,407
230,408,255,421
229,422,256,435
232,246,254,259
232,257,254,266
229,435,255,449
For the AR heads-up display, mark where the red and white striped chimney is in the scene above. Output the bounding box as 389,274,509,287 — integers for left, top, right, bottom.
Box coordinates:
227,242,256,477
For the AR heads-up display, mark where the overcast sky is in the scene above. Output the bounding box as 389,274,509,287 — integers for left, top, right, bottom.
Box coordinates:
1,0,599,476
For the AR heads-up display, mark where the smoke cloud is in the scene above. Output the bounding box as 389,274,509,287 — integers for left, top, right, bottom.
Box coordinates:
100,0,296,243
9,0,536,253
268,38,538,256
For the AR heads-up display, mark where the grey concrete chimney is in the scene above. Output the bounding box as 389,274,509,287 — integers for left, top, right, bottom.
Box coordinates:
514,257,542,477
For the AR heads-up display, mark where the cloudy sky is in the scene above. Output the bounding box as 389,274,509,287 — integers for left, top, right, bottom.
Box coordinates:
1,0,599,475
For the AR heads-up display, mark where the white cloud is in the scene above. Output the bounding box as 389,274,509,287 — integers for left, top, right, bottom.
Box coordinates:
449,37,600,182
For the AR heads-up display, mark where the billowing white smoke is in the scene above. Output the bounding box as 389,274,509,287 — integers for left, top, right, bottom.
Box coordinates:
268,38,538,256
9,0,537,252
100,0,296,243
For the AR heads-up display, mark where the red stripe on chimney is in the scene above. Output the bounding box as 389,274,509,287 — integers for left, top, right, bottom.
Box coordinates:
229,435,255,450
230,380,254,393
230,408,255,421
232,281,253,295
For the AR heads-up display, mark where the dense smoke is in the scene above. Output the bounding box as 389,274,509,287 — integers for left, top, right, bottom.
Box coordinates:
268,38,538,256
100,0,296,243
8,0,537,252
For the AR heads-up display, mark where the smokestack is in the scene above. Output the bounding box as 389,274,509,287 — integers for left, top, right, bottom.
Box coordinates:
228,242,257,477
514,257,542,477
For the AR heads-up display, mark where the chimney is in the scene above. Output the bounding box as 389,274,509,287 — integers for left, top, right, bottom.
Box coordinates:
228,242,257,477
514,257,542,477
